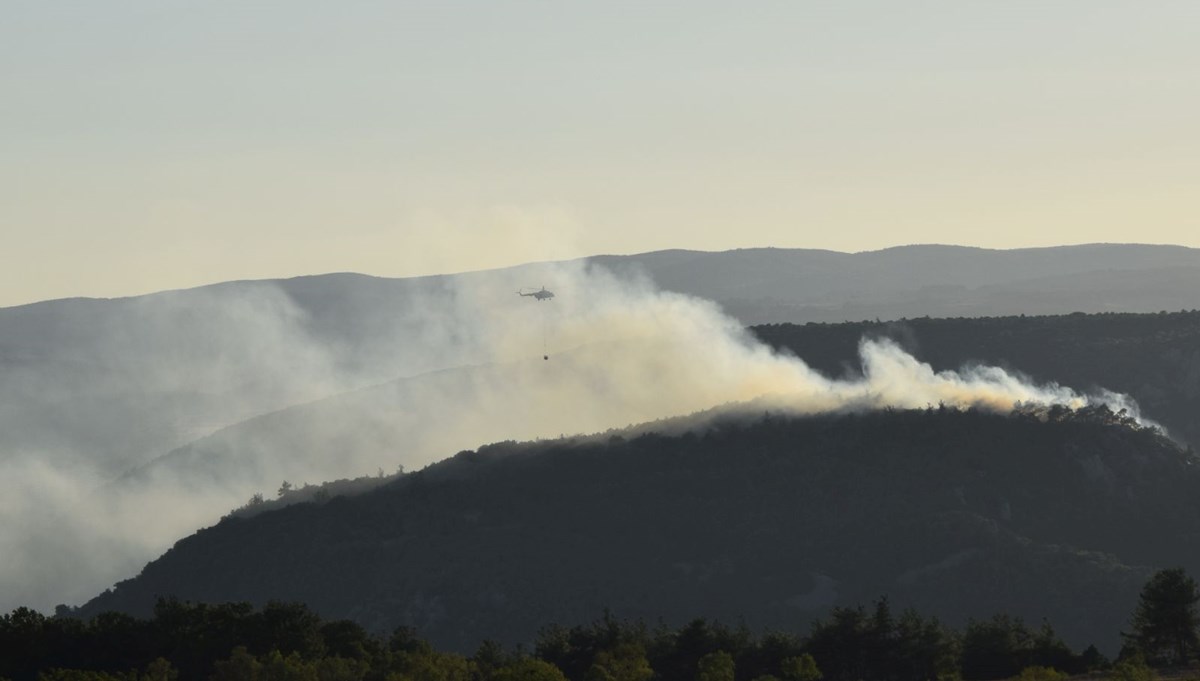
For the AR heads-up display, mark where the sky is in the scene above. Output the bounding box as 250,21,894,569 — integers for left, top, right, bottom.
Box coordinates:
3,1,1199,307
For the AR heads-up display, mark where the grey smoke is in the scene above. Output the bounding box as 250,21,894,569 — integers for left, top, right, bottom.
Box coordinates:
0,262,1153,613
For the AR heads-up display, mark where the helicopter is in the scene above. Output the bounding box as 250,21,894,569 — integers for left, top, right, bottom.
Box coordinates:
517,286,555,301
518,286,555,360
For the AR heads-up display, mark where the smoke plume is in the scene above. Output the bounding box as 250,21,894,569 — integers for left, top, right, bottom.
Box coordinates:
0,261,1152,613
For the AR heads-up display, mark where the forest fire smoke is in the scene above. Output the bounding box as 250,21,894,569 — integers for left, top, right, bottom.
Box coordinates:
0,261,1155,615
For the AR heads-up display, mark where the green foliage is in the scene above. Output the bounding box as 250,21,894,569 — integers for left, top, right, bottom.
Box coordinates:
779,654,822,681
486,659,566,681
318,621,377,662
36,671,133,681
696,651,735,681
385,649,470,681
534,612,652,681
469,641,510,680
584,644,653,681
141,659,177,681
210,648,262,681
1079,645,1110,672
961,615,1077,680
37,672,132,681
311,657,367,681
806,606,870,681
1127,568,1200,665
1011,666,1067,681
0,599,1157,681
807,599,959,681
1108,654,1156,681
208,648,369,681
261,651,318,681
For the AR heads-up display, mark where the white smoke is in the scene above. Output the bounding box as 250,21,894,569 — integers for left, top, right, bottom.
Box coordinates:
0,260,1155,613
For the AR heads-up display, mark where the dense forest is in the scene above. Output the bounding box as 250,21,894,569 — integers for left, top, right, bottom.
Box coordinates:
76,406,1198,653
9,572,1197,681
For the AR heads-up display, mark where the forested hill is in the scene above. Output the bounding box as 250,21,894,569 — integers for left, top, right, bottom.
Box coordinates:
80,408,1198,654
754,310,1200,448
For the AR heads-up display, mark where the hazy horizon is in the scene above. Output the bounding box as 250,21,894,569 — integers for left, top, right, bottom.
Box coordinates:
6,2,1199,307
3,240,1197,309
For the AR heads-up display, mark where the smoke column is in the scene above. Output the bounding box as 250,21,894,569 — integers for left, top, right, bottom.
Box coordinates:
0,261,1154,613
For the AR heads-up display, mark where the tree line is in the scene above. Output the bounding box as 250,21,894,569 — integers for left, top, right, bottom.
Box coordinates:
4,568,1199,681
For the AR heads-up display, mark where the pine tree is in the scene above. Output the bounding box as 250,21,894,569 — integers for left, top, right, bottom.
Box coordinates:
1128,568,1200,665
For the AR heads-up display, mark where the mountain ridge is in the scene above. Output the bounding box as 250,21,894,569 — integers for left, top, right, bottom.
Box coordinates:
4,242,1199,311
77,407,1192,655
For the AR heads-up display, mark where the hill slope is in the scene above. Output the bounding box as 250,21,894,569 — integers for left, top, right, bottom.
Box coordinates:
755,310,1200,448
80,409,1198,654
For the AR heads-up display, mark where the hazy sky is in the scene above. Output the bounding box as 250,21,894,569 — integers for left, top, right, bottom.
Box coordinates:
4,1,1198,307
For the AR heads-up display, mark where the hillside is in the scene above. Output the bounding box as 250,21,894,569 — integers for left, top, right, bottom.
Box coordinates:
80,408,1198,654
755,310,1200,448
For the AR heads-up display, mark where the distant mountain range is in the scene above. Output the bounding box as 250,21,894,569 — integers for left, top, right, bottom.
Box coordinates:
79,408,1195,656
592,243,1200,323
4,243,1197,477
